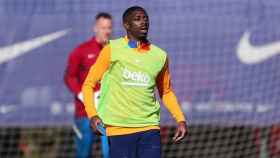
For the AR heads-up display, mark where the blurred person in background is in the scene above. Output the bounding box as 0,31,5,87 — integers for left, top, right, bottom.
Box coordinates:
64,12,112,158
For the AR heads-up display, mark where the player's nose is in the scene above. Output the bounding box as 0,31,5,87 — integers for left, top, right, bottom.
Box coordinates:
140,19,148,28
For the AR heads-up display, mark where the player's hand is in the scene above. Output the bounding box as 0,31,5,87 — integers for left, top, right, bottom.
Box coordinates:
173,121,187,143
90,116,103,135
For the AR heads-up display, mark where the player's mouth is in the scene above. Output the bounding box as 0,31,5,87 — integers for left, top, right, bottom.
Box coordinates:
140,27,148,33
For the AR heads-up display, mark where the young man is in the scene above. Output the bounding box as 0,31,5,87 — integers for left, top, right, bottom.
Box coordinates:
64,12,112,158
82,6,187,158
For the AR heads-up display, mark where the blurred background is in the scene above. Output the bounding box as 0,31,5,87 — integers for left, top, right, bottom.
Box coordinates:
0,0,280,157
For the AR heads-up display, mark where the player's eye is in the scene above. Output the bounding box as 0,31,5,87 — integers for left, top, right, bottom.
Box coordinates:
134,16,141,21
143,16,148,21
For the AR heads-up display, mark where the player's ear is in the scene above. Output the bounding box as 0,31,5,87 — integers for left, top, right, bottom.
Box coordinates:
123,22,129,30
93,24,97,33
93,19,99,33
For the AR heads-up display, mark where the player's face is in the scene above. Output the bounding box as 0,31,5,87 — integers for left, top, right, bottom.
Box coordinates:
94,18,112,45
126,10,149,40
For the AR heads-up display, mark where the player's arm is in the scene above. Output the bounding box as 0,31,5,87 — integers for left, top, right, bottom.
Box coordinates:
64,48,82,97
156,58,186,122
156,58,187,142
82,45,110,132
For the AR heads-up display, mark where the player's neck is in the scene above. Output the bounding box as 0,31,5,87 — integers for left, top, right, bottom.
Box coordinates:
95,37,107,46
127,34,147,43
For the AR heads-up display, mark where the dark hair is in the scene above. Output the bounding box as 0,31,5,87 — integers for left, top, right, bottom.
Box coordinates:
95,12,112,20
122,6,147,23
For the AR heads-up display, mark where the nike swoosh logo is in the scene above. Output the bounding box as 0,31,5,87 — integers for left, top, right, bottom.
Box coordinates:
0,29,71,64
237,31,280,64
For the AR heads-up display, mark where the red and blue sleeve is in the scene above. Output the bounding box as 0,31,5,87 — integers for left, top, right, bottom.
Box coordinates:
64,48,82,95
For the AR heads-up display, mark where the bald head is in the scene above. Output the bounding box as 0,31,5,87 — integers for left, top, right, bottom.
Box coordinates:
94,12,113,45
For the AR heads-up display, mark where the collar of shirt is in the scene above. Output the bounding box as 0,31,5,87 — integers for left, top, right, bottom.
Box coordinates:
91,37,103,49
123,36,150,52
